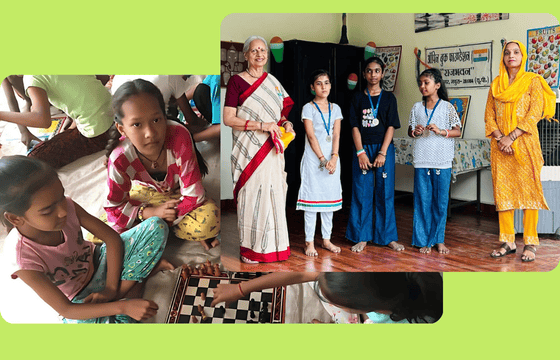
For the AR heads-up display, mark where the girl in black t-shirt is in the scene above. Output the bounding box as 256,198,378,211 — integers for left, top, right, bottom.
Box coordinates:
345,57,403,253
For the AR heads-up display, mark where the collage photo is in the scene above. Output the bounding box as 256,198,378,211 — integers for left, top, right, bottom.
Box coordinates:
1,8,560,359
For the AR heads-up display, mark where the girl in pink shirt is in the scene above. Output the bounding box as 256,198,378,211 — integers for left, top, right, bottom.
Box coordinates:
1,156,172,323
105,79,219,250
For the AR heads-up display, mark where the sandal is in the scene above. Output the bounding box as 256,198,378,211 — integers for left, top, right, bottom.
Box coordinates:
490,243,516,258
521,245,536,262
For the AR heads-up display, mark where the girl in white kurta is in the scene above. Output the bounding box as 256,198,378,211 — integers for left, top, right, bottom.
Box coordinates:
296,70,343,257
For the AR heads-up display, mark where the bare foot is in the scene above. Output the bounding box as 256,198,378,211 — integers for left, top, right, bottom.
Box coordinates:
241,256,259,264
388,241,405,251
305,242,318,257
351,241,367,253
436,243,449,254
322,239,341,254
152,259,175,274
201,237,220,251
419,246,431,254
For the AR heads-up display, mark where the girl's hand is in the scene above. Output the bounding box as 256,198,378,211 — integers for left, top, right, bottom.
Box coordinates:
358,152,372,170
326,158,337,174
413,125,425,136
326,158,336,174
122,299,159,321
210,283,242,307
373,153,386,168
262,122,282,138
83,288,118,304
149,199,181,223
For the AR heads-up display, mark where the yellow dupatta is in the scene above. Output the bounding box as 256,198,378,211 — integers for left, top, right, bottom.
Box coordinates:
490,40,557,162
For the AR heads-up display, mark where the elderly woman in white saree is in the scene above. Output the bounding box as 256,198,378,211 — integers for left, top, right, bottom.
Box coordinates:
223,35,295,263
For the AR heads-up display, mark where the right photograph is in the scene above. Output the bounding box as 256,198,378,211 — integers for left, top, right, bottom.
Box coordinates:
220,13,560,272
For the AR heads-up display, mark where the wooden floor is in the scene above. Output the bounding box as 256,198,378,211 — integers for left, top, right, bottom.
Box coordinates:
221,199,560,272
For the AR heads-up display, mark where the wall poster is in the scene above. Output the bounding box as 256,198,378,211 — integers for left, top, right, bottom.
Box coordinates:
425,42,493,89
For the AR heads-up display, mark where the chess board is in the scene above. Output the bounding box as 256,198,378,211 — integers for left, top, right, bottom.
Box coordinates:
166,272,286,323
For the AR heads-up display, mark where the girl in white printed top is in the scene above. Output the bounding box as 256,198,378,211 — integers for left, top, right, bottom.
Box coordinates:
408,68,461,254
296,70,343,257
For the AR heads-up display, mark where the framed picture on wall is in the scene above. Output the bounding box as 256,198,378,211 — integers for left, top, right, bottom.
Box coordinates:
449,95,470,138
221,41,248,87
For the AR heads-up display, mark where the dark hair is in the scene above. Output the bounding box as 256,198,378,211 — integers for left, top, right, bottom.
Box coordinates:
106,79,208,176
0,156,59,227
309,69,331,87
363,56,385,88
318,272,443,323
418,68,449,102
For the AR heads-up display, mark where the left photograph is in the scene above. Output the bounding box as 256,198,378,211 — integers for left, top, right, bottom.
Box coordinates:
0,75,221,323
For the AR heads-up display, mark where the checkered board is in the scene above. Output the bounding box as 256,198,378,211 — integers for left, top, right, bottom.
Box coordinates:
166,273,286,323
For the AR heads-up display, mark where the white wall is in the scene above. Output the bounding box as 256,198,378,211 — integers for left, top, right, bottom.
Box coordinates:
220,13,559,203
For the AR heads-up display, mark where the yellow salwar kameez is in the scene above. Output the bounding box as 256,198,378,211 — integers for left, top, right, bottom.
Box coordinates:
484,40,556,245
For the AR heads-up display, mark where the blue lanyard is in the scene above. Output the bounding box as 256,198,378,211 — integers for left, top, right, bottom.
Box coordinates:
312,101,331,136
424,98,441,126
366,88,383,118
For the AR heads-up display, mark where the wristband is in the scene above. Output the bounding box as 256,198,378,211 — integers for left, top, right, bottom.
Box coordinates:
331,153,338,157
238,282,245,297
356,149,366,157
244,120,250,131
138,204,147,221
378,153,386,158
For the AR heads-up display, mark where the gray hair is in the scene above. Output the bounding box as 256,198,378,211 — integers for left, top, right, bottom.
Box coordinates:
243,36,268,54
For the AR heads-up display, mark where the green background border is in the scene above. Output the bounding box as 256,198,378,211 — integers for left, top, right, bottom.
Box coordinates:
1,2,559,358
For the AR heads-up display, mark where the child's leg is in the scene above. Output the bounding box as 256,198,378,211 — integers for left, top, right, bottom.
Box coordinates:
373,143,402,250
27,127,110,169
320,211,340,253
431,168,451,254
119,217,169,284
304,211,318,256
346,145,375,251
173,199,220,249
412,168,432,252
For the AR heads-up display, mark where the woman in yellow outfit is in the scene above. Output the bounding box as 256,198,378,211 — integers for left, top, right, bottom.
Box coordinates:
485,40,556,262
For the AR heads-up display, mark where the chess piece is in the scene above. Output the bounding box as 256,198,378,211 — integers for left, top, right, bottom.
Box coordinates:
198,304,208,321
214,264,221,276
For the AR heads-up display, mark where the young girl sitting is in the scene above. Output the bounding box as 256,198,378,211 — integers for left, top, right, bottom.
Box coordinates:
105,79,220,250
296,70,343,257
408,68,461,254
211,272,442,323
1,156,173,323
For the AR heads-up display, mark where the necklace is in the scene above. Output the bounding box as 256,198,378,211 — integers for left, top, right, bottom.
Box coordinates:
136,145,165,169
246,69,262,79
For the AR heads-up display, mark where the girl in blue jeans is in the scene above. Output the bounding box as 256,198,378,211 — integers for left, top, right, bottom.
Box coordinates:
345,57,403,252
408,68,461,254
